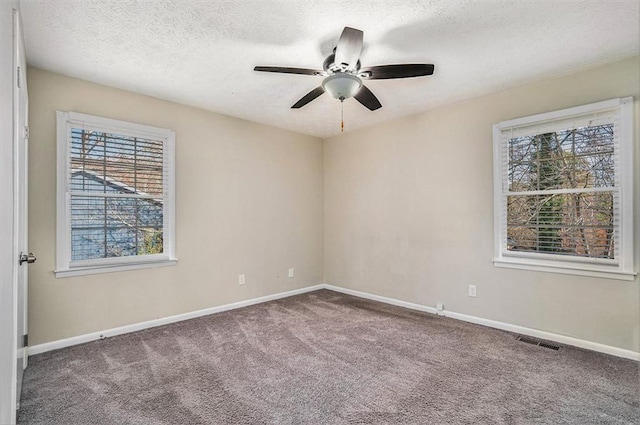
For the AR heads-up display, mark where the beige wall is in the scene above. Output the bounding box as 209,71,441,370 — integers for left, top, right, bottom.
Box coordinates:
29,57,640,353
324,57,640,352
28,67,324,345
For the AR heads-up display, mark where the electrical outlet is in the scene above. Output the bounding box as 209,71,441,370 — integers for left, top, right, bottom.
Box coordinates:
288,268,294,278
436,302,444,312
468,285,477,297
239,274,245,285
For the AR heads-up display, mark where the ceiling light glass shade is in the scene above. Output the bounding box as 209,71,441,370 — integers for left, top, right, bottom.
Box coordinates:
322,73,362,100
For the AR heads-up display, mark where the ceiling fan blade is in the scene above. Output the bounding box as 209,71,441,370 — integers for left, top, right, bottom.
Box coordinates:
360,64,435,80
291,86,325,109
354,85,382,111
334,27,363,70
254,66,325,76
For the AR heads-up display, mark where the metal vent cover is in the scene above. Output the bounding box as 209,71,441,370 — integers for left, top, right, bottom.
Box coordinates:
516,335,561,351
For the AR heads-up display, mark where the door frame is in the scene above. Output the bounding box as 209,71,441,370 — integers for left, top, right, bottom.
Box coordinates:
13,3,29,396
1,2,24,423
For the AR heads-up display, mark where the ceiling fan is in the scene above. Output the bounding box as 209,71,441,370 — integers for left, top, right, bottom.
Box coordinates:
254,27,435,111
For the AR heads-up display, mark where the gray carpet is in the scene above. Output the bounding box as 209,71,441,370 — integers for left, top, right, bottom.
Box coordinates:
18,289,639,424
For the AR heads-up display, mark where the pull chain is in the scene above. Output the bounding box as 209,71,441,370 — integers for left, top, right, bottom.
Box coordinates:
340,99,344,133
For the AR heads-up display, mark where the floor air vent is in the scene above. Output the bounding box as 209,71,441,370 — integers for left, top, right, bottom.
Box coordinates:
516,336,561,351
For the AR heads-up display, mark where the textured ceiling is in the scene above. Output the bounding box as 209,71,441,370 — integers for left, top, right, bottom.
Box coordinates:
20,0,640,138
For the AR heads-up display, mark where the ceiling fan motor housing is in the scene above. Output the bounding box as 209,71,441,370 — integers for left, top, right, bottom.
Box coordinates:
323,53,361,74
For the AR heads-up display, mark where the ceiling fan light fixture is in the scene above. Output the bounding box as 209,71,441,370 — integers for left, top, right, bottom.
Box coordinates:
322,73,362,100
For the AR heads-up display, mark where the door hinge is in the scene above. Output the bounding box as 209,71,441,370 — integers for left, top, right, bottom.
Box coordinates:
23,334,28,347
16,66,20,88
24,125,29,140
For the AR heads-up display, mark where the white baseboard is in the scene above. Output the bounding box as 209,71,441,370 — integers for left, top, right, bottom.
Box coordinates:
322,284,439,315
323,284,640,361
29,282,640,362
28,284,324,356
441,310,640,361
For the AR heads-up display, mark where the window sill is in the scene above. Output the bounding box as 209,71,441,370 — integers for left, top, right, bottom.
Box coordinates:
493,257,636,281
55,259,177,278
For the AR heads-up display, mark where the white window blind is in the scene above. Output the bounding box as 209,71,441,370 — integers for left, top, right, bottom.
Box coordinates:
56,112,176,277
492,98,635,280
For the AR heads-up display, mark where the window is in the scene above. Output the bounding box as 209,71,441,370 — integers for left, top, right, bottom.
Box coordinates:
56,111,176,277
493,98,635,280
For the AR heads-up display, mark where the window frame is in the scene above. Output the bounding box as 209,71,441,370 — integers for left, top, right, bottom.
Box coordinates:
55,111,177,278
492,97,635,281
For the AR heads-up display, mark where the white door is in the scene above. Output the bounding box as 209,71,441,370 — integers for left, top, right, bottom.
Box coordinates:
14,8,31,411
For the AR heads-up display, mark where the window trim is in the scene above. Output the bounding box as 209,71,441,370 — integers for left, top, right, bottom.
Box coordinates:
492,97,635,281
55,111,177,278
